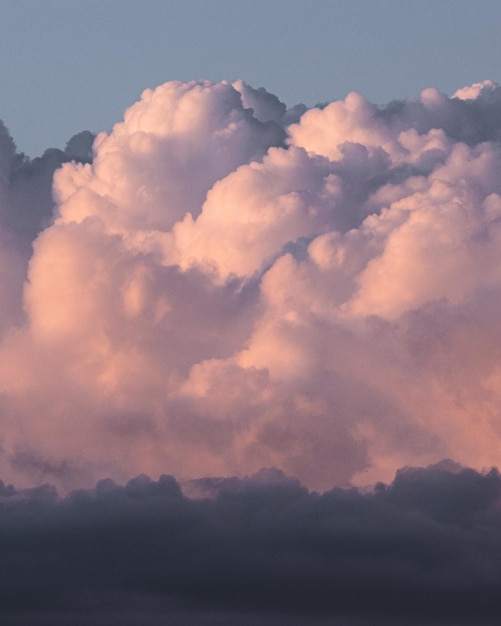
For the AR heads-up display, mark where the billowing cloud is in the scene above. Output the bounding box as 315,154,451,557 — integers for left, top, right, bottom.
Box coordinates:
0,122,94,337
0,79,501,494
1,463,501,625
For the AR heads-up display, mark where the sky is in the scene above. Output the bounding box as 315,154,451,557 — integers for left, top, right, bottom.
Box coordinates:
2,1,501,624
1,0,501,156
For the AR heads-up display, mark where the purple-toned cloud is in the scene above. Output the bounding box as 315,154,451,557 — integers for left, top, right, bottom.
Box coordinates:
1,79,501,493
1,463,501,625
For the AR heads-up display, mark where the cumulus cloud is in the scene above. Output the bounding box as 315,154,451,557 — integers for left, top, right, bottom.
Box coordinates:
1,463,501,625
0,79,501,494
0,122,94,337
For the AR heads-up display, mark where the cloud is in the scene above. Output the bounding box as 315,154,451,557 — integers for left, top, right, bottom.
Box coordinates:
0,79,501,493
0,123,94,337
1,463,501,625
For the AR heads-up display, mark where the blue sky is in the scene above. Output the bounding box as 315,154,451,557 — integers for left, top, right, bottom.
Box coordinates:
1,0,500,156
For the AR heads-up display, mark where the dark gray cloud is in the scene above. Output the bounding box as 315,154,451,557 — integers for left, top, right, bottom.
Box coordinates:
1,125,95,243
1,462,500,625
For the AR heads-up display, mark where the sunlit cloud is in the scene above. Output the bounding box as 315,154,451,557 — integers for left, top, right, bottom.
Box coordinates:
0,79,501,494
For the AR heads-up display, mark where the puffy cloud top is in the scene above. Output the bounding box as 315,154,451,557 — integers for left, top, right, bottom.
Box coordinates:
0,79,501,495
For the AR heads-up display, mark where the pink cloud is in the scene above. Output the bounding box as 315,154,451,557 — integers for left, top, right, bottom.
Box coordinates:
0,79,501,491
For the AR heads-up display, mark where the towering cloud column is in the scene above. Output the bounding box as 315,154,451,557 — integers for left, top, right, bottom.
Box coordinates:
0,79,501,491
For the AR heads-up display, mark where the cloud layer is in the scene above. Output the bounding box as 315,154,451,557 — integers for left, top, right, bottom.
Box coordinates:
1,462,501,625
1,79,501,492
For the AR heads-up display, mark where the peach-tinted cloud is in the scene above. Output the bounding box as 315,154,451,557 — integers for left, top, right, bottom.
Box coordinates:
1,79,501,491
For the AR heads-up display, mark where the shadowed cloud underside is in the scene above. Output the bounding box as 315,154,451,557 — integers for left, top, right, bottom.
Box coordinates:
1,462,501,625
